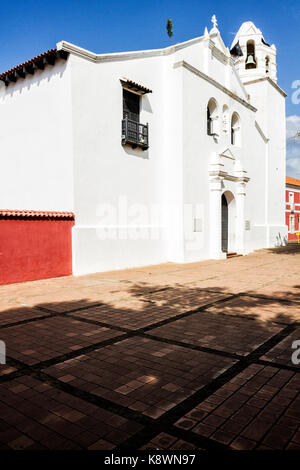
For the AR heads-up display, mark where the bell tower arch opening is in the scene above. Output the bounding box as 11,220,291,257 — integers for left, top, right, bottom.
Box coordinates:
245,40,256,69
230,21,277,83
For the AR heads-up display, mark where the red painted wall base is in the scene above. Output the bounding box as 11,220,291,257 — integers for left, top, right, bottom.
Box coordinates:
0,215,74,285
288,233,299,242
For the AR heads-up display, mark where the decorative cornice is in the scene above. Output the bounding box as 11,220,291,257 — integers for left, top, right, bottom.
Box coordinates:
173,60,257,112
237,176,250,183
56,36,206,63
212,46,229,65
209,171,250,183
243,77,287,98
209,170,229,179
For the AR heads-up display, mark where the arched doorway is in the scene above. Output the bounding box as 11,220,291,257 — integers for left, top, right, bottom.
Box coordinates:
221,194,228,252
222,191,236,253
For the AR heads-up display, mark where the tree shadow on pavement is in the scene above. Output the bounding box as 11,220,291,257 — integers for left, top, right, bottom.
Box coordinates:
0,278,299,450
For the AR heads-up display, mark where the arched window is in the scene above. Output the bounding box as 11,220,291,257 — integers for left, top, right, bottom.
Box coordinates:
207,98,219,136
231,113,241,146
245,40,256,69
222,105,229,134
265,56,270,74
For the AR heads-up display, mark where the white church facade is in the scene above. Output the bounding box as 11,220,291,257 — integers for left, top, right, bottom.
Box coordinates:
0,18,287,283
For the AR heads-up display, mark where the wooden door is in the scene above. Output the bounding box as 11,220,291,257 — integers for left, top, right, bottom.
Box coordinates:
222,194,228,253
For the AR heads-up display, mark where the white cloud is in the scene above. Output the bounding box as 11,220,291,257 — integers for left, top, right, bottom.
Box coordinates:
286,116,300,178
287,145,300,158
287,157,300,179
286,115,300,139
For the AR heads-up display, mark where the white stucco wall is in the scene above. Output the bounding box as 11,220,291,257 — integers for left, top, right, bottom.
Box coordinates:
69,52,169,274
244,79,287,246
0,59,73,211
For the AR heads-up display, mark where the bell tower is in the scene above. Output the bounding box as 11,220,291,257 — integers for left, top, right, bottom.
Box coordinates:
230,21,287,251
230,21,277,83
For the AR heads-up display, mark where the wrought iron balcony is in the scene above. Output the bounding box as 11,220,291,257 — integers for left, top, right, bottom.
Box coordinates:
122,117,149,150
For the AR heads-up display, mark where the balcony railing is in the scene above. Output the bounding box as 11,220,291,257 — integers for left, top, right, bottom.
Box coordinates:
122,118,149,150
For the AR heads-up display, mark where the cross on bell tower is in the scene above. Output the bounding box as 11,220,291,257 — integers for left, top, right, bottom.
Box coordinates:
211,14,218,30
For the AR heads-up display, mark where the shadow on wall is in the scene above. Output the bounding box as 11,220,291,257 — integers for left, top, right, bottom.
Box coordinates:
123,145,149,160
275,232,288,247
1,60,68,100
142,95,153,114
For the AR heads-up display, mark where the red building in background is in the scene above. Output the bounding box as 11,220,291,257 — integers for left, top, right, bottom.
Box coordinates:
286,177,300,241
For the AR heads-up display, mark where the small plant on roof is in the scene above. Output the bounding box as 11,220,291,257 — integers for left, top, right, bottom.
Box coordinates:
166,19,173,39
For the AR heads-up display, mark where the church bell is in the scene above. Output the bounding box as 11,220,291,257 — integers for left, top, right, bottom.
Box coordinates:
246,54,256,66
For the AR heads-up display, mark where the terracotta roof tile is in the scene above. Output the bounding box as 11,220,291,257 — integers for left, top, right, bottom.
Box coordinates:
286,176,300,187
0,48,69,85
121,78,152,94
0,210,75,219
0,49,55,78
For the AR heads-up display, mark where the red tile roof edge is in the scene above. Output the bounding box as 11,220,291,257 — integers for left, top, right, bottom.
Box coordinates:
286,176,300,187
121,78,152,94
0,49,57,79
0,48,69,83
0,210,75,219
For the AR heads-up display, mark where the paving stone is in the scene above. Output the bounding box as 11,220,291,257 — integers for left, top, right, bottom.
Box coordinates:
205,296,300,325
0,302,50,327
0,316,124,365
140,433,200,450
68,290,229,330
175,364,300,450
0,376,142,449
149,310,282,356
44,336,236,418
0,364,18,377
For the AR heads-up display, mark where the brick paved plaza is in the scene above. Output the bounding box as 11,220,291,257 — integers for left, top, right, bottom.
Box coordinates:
0,245,299,450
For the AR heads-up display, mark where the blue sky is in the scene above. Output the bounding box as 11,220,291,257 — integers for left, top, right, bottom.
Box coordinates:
0,0,299,177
